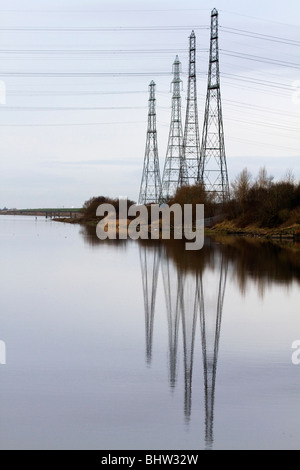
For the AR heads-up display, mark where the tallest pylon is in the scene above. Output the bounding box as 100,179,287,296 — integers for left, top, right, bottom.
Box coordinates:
200,9,229,201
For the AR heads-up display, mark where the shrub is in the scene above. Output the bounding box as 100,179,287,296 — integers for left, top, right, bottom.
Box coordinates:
168,183,217,219
82,196,136,220
228,168,300,228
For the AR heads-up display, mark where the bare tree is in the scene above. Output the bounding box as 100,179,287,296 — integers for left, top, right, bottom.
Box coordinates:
231,168,252,214
256,166,273,189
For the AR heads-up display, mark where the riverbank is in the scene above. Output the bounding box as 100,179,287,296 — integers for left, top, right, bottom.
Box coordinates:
0,208,82,218
208,220,300,241
53,213,300,243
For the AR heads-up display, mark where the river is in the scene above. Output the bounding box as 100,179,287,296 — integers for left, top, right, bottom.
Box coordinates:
0,215,299,450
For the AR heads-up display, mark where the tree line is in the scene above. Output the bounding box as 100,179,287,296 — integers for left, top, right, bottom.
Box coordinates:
226,167,300,228
82,167,300,229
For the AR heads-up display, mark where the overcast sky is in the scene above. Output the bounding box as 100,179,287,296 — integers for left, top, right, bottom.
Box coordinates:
0,0,299,208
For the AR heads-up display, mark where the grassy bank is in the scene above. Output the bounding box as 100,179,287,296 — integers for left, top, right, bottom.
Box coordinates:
54,214,300,244
208,220,300,241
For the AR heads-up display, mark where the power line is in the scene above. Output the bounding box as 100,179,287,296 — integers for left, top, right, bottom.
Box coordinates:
0,71,292,92
1,97,296,122
0,106,149,111
221,59,299,86
1,47,298,71
225,107,299,126
0,120,145,128
227,136,300,153
227,117,299,133
0,118,297,141
0,48,197,55
0,7,298,37
0,8,212,13
7,90,149,96
0,48,298,75
219,9,300,29
221,49,300,69
0,24,297,46
221,79,291,98
222,98,299,119
0,71,173,77
0,7,298,29
220,26,300,46
0,25,209,32
222,72,292,91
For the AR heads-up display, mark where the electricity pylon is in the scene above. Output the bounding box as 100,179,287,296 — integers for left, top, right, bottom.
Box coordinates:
200,9,230,201
161,56,185,201
180,30,201,186
138,81,162,205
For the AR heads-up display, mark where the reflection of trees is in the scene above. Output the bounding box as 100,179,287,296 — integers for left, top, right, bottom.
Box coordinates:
160,236,300,295
79,224,128,250
227,237,299,298
79,225,300,293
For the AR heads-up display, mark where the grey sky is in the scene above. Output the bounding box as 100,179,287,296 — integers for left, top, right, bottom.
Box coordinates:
0,0,299,208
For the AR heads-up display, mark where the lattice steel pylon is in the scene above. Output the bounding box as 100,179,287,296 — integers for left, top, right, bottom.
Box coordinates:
180,31,201,186
161,56,185,201
199,9,230,201
138,81,162,205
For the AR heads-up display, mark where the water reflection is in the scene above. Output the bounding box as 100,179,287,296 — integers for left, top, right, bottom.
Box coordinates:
79,225,128,250
178,270,199,424
200,254,228,449
79,226,300,448
139,239,228,447
139,244,161,365
0,340,6,365
214,236,300,297
161,254,181,389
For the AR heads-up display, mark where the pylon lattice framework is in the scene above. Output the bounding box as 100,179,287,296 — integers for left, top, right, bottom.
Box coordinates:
200,9,230,201
138,81,162,205
161,55,184,201
180,30,201,186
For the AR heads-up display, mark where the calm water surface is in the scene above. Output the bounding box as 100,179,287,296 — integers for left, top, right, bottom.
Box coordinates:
0,215,299,450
